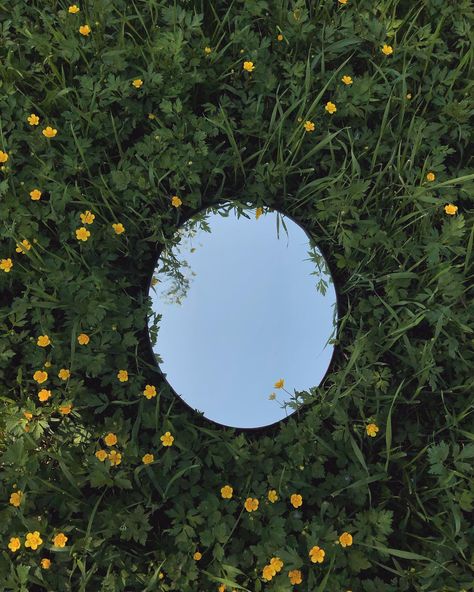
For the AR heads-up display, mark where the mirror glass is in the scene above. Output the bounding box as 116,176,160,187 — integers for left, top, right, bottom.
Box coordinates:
147,203,338,429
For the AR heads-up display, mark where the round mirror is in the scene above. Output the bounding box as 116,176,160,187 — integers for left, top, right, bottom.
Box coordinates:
147,203,338,429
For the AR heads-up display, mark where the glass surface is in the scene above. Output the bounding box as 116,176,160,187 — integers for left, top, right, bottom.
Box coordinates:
147,203,338,429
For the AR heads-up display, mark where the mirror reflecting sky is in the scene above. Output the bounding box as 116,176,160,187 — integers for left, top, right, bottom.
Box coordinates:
148,204,338,429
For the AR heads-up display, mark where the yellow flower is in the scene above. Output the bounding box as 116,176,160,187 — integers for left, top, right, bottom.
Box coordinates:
143,384,157,399
52,533,68,548
23,411,33,420
0,258,13,273
132,79,143,88
338,0,348,4
44,360,52,368
218,586,226,592
244,497,259,512
255,206,263,219
79,24,91,36
339,532,353,547
0,151,9,163
221,485,233,499
382,44,393,55
243,61,255,72
444,203,458,215
8,537,21,552
9,491,23,507
406,93,412,99
171,195,182,208
270,557,283,572
80,210,95,224
290,493,303,508
77,333,90,345
68,4,80,13
33,370,48,384
366,423,379,437
112,223,125,234
262,564,276,581
268,489,278,502
142,453,154,464
16,239,31,254
193,551,202,561
325,101,337,114
108,449,122,466
160,431,174,446
58,368,71,380
274,378,284,389
117,369,128,382
309,545,325,563
288,569,302,584
28,114,40,125
104,432,118,446
41,558,51,569
148,113,156,119
37,335,51,347
38,389,52,402
59,403,73,415
303,120,315,132
426,172,435,182
277,34,283,41
42,126,57,138
25,531,43,551
76,227,91,241
341,75,353,85
30,189,42,201
95,449,108,461
204,46,212,54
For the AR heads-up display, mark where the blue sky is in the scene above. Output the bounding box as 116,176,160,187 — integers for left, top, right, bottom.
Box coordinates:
149,207,337,429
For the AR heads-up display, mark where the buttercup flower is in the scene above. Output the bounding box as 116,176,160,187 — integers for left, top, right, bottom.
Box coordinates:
95,449,108,461
255,207,263,219
288,569,302,584
244,497,259,512
143,384,157,399
42,126,57,137
76,227,91,241
108,449,122,466
16,239,31,254
204,46,212,54
37,335,51,347
68,4,80,13
80,210,95,224
112,223,125,234
77,333,90,345
104,432,118,446
341,75,353,85
290,493,303,508
148,113,156,119
270,557,283,572
23,411,33,420
142,453,154,464
262,564,276,580
274,378,285,389
277,33,284,41
382,44,393,55
309,545,325,563
28,114,40,125
59,403,73,415
160,431,174,446
0,258,13,272
117,369,128,382
33,370,48,384
426,172,435,182
8,537,21,552
30,189,42,201
52,533,68,548
221,485,233,499
268,489,278,502
243,61,255,72
325,101,337,114
338,0,348,4
44,360,51,368
25,531,43,550
41,558,51,569
58,368,71,380
339,532,353,547
79,24,91,36
366,423,379,437
444,203,458,215
10,490,23,507
171,195,182,207
132,79,143,88
304,120,315,132
0,151,8,163
38,389,52,402
193,551,202,560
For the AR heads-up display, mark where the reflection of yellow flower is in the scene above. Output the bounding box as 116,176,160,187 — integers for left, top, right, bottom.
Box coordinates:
37,335,51,347
366,423,379,437
8,537,21,552
268,489,278,503
42,126,58,137
290,493,303,508
255,207,263,219
28,114,40,125
10,491,23,507
339,532,353,547
243,61,255,72
142,453,154,464
274,378,284,389
381,44,393,55
41,558,51,569
143,384,157,399
117,369,128,382
171,195,182,208
444,203,458,216
52,533,68,548
221,485,233,499
104,432,118,446
309,545,325,563
244,497,259,512
25,531,43,551
160,431,174,446
288,569,302,584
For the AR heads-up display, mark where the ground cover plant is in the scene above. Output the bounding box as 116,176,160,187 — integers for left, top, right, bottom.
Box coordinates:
0,0,473,590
